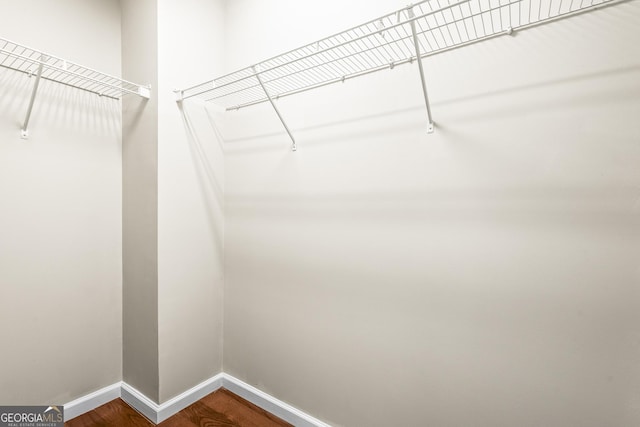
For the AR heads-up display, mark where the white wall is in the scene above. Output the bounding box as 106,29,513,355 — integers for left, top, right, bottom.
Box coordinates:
157,0,226,403
0,0,123,404
222,1,640,426
121,0,160,403
121,0,227,405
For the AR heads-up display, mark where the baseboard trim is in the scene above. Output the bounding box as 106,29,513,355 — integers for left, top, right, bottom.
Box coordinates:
157,373,224,423
222,374,332,427
63,382,122,422
65,373,330,426
120,382,161,423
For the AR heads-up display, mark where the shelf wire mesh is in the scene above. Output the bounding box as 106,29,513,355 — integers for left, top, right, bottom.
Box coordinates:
0,37,148,99
181,0,620,110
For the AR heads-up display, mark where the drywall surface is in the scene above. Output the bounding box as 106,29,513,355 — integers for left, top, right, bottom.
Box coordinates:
156,0,226,403
121,0,160,403
222,1,640,426
0,0,123,404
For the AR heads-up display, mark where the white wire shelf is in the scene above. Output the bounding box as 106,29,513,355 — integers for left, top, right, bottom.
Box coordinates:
1,36,151,138
179,0,622,110
0,36,150,99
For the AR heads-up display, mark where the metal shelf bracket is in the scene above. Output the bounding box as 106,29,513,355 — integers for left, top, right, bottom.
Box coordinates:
253,66,297,151
408,7,435,134
21,56,45,139
138,85,151,99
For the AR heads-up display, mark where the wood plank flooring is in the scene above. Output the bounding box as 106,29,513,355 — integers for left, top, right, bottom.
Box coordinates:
65,388,292,427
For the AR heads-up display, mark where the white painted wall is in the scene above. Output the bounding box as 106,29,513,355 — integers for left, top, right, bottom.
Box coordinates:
121,0,160,403
0,0,122,405
157,0,226,404
222,1,640,426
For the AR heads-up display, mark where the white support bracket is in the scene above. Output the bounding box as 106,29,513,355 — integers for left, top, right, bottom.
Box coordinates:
21,57,45,139
138,85,151,99
408,8,435,134
252,66,297,151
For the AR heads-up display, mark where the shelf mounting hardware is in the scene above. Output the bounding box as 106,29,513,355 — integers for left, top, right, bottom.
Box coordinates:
408,7,434,134
253,65,297,151
21,56,45,139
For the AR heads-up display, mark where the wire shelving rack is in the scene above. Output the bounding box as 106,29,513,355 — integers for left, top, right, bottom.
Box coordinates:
178,0,624,150
0,36,151,138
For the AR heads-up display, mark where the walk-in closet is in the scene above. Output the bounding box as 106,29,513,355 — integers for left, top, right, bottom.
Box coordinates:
1,0,638,426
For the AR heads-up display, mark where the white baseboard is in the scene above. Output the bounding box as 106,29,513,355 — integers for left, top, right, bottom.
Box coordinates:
157,373,224,423
120,382,161,423
221,374,332,427
64,373,330,426
64,382,122,422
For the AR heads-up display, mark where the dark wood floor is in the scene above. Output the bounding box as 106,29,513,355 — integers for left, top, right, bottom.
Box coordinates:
65,388,292,427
